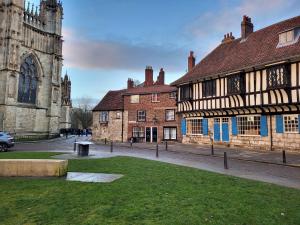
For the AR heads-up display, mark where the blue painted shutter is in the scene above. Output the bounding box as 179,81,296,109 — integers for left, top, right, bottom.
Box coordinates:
298,115,300,134
260,115,268,137
181,118,186,135
232,117,237,136
203,118,208,136
276,115,284,133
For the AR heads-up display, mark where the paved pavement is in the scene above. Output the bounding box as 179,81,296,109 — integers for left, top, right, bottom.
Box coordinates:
11,136,300,189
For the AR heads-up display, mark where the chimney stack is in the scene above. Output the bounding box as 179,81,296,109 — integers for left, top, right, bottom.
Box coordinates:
188,51,195,72
241,15,253,39
156,68,165,85
222,32,235,43
144,66,153,87
127,78,134,89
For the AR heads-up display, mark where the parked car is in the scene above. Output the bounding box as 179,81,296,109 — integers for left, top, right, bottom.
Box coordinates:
0,132,15,152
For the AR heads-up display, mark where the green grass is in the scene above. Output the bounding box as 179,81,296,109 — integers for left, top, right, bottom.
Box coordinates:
0,152,299,225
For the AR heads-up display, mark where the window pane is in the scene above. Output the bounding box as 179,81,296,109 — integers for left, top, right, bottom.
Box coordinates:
284,115,298,133
237,116,260,135
131,95,139,103
187,119,203,135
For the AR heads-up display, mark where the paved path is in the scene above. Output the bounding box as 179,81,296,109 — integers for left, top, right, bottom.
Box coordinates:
12,136,300,189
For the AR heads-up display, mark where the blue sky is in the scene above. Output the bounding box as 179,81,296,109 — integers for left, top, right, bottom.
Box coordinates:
31,0,299,102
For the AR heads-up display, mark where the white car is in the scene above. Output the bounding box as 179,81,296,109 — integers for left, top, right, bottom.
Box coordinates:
0,132,15,152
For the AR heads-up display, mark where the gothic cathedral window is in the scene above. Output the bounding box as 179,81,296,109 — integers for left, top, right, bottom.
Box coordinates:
18,56,38,104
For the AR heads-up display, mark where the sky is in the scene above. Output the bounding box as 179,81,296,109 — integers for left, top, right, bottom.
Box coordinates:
31,0,300,103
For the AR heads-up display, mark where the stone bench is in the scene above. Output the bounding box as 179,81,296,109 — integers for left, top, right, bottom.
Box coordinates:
0,159,68,177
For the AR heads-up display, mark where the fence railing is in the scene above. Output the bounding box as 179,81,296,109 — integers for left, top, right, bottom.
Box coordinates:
14,134,60,142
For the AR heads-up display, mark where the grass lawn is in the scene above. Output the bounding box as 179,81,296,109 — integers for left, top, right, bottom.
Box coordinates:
0,152,299,225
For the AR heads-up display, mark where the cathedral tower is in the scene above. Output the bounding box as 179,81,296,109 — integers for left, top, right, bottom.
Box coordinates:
0,0,71,136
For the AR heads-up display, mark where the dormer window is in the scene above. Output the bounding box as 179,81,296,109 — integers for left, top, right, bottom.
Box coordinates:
277,28,300,48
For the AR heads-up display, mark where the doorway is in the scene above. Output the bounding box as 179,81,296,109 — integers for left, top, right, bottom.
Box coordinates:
214,118,229,142
145,127,158,143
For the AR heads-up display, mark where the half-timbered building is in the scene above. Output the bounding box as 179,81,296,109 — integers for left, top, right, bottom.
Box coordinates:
172,15,300,151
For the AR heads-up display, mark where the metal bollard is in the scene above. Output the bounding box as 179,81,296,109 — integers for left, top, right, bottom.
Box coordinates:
74,139,77,152
105,138,107,145
165,141,168,151
110,141,113,153
224,152,228,169
156,143,159,158
283,150,287,164
211,143,214,155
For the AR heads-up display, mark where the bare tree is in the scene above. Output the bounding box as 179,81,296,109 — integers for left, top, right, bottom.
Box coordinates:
71,96,95,129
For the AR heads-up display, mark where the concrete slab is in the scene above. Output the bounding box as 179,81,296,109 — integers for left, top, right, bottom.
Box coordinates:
51,153,115,160
66,172,123,183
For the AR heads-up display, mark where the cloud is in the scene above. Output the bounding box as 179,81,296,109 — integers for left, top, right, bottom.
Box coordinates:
62,28,186,73
186,0,298,56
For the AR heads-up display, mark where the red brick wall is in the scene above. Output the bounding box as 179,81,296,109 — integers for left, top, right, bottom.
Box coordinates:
124,92,181,143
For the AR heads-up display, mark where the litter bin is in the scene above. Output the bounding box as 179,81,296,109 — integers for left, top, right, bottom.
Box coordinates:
78,144,89,156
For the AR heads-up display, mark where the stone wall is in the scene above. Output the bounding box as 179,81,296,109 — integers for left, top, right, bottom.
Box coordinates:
92,111,127,142
0,0,70,135
182,115,300,152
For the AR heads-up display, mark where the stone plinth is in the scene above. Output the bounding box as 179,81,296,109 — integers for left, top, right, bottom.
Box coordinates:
0,159,68,177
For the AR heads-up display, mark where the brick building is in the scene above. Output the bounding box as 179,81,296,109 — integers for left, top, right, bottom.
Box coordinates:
92,66,180,143
124,67,180,143
172,15,300,151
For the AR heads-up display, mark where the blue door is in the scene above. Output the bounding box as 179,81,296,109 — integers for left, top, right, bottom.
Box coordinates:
222,120,229,142
214,119,220,141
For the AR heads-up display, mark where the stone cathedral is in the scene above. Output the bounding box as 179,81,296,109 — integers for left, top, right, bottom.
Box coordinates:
0,0,72,136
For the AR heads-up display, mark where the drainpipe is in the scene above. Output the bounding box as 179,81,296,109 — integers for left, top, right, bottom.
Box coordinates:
121,110,124,143
270,115,273,151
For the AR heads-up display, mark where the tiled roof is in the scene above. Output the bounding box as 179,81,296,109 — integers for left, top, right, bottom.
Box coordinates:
93,89,126,111
123,85,176,95
172,15,300,85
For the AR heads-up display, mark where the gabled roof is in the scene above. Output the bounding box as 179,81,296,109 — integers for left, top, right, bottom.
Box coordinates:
123,85,176,95
93,89,126,111
172,15,300,86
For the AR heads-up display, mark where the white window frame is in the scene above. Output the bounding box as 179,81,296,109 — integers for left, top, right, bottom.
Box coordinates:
283,115,299,134
186,117,203,136
116,112,121,119
237,115,261,136
163,127,177,140
133,127,144,138
100,111,109,123
137,110,146,122
130,95,140,104
165,109,175,121
151,93,160,102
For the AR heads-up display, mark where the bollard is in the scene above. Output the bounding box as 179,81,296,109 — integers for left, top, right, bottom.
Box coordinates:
165,141,168,151
224,152,228,169
283,150,286,164
211,143,214,155
110,141,113,153
74,139,77,152
130,138,133,148
156,143,159,158
105,138,107,145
